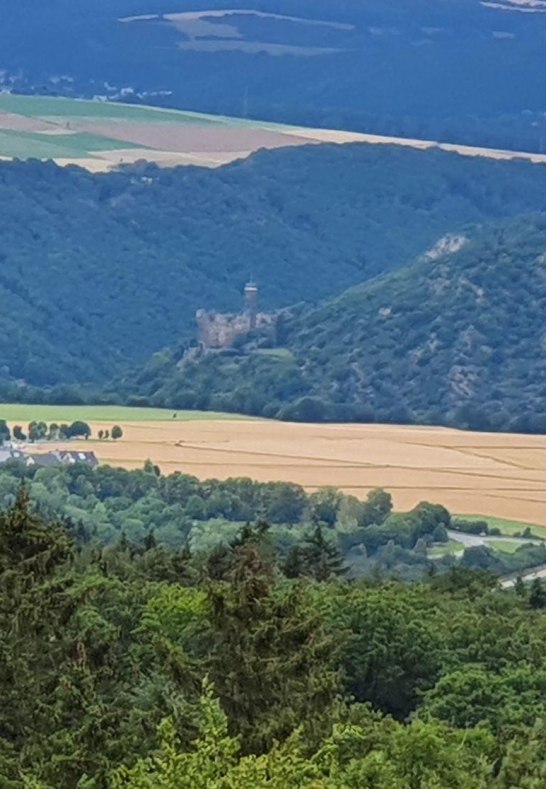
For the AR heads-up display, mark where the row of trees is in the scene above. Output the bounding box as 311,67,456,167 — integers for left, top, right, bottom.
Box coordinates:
0,420,123,443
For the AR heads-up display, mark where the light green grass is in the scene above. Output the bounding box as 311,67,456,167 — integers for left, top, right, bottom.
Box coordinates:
0,129,149,160
0,129,95,159
0,93,315,132
0,404,252,423
488,540,530,554
0,94,221,125
458,514,546,539
428,539,464,557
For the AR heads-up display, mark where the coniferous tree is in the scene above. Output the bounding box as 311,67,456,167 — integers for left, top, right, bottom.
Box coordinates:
514,575,526,598
207,543,340,754
284,524,346,582
529,578,546,609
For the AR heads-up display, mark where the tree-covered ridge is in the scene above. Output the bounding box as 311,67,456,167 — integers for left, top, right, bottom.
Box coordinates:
132,214,546,431
2,146,546,388
4,481,546,786
6,0,546,155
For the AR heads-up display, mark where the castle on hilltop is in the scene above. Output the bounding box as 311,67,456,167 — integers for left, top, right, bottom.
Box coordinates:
196,281,276,349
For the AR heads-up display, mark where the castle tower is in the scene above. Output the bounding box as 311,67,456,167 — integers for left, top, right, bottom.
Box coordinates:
244,280,258,330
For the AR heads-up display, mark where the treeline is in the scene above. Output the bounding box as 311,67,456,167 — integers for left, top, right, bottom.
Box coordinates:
128,214,546,433
2,146,546,388
0,420,123,443
4,486,546,786
0,460,542,582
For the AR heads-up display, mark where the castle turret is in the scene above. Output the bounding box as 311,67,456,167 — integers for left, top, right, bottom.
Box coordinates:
244,280,258,330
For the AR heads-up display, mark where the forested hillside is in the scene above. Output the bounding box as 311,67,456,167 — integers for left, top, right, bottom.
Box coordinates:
3,146,546,388
4,0,546,152
131,215,546,432
5,474,546,786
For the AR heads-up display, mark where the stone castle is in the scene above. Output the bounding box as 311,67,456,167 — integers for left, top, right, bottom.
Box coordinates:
196,282,276,349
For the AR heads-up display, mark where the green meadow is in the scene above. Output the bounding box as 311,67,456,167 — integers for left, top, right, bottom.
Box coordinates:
0,404,250,423
459,514,546,539
0,94,222,125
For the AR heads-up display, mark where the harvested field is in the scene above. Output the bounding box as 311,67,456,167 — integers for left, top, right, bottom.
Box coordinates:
32,419,546,526
1,94,546,171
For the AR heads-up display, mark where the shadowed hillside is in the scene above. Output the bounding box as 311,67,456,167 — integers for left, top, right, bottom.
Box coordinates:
127,215,546,432
3,145,546,388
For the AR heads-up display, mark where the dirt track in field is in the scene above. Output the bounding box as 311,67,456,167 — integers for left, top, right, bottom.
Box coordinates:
42,420,546,524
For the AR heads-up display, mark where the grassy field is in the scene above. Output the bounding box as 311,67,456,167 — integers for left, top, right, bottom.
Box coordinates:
0,94,216,124
0,94,312,169
3,93,546,171
0,129,147,160
459,514,546,538
0,404,249,423
488,540,531,554
428,540,464,557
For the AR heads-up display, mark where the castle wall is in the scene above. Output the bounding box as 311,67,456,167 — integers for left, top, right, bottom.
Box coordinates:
196,309,275,349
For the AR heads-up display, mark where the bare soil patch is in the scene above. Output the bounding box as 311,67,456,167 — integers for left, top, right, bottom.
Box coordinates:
40,421,546,525
0,112,57,133
64,119,310,153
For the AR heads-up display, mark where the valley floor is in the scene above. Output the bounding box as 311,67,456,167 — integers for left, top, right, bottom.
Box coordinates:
31,417,546,526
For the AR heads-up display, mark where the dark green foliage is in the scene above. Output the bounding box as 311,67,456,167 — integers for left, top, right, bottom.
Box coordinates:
27,420,47,442
3,473,546,784
359,488,393,527
333,584,443,719
12,425,25,441
283,524,346,581
207,543,340,754
0,420,10,444
149,216,546,431
2,147,546,390
529,578,546,609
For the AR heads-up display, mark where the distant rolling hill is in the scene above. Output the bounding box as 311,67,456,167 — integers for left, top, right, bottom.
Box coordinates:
3,0,546,154
126,215,546,433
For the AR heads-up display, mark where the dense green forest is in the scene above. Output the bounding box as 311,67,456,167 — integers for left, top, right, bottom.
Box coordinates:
129,215,546,432
5,0,546,153
0,458,544,581
4,473,546,786
2,148,546,389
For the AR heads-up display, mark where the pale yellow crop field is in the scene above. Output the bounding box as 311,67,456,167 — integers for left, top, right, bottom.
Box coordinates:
39,420,546,525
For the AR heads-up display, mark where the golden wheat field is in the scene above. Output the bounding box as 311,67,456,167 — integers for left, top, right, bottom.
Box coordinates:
40,419,546,525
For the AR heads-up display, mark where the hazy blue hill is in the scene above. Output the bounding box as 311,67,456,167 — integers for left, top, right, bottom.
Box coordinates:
4,145,546,388
130,215,546,432
3,0,546,152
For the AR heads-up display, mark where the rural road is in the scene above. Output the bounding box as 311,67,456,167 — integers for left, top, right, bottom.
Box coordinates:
501,565,546,589
446,530,538,548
